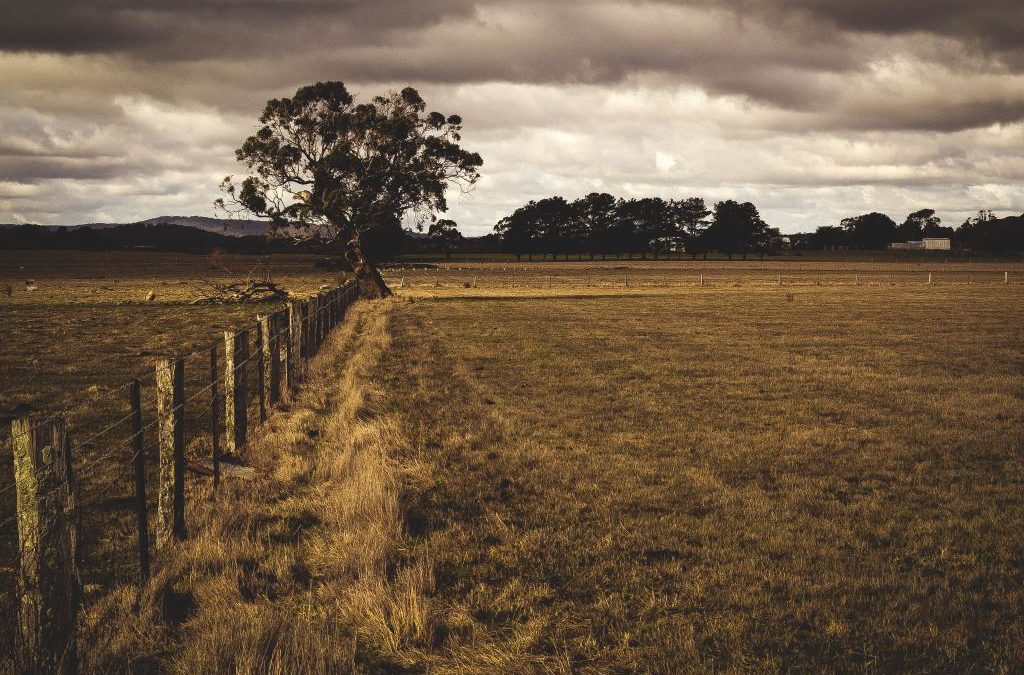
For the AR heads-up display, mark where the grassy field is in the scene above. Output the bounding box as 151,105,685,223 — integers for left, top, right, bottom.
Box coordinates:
381,258,1024,293
0,250,340,668
3,252,1024,671
389,286,1024,671
77,279,1024,672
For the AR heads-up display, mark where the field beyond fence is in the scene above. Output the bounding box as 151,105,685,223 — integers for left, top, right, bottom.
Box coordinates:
0,280,360,673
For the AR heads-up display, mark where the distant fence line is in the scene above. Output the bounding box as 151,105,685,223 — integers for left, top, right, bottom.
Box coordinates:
2,281,361,674
383,270,1018,289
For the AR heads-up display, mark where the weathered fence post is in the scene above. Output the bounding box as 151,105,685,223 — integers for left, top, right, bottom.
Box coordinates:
255,320,266,423
156,357,185,544
209,346,220,491
318,292,327,343
12,416,80,675
129,380,150,584
307,295,319,356
291,300,305,372
224,329,248,454
277,310,290,400
259,313,280,408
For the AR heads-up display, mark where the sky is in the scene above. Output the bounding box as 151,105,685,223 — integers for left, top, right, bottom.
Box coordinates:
2,1,1023,235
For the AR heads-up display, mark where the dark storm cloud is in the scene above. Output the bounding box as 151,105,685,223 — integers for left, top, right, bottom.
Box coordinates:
2,1,1023,229
733,0,1024,52
0,1,479,55
4,0,1024,127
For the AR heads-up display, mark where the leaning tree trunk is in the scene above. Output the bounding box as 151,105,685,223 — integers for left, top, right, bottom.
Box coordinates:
345,233,392,298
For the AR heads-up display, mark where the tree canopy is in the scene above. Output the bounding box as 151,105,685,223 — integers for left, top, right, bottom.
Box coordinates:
217,81,483,295
490,194,785,260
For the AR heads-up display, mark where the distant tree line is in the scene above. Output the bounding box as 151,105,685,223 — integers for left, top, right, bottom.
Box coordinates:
485,197,1024,258
491,194,779,260
804,209,1024,254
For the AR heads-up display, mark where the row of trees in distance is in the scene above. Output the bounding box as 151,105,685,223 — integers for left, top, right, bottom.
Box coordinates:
491,194,777,260
472,196,1024,259
807,209,1023,253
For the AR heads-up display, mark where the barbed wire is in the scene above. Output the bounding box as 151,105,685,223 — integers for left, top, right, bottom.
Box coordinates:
0,283,358,535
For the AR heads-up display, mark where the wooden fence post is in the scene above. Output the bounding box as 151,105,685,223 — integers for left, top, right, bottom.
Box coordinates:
317,292,327,344
259,314,280,408
307,295,319,356
156,357,185,544
224,329,248,454
277,310,290,400
12,416,80,675
296,301,307,364
129,380,150,584
209,347,220,491
255,320,266,423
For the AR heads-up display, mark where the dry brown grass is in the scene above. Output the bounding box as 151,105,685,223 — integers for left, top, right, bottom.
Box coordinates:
374,285,1024,673
81,297,437,673
9,254,1024,672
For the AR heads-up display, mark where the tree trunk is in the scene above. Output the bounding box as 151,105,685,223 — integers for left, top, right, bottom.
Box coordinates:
345,232,391,298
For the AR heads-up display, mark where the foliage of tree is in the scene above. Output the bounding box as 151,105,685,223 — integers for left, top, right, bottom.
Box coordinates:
217,81,483,296
493,194,723,259
840,212,897,250
427,218,464,258
704,200,775,259
956,211,1024,253
892,208,955,241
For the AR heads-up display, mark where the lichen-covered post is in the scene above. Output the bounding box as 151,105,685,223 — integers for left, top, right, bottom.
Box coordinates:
209,346,220,491
317,292,326,346
289,300,304,384
12,416,80,675
224,329,248,453
255,319,266,423
129,380,150,583
259,313,280,408
276,310,290,400
155,357,185,544
307,295,319,356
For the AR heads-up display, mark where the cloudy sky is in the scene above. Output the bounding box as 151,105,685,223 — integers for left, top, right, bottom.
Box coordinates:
2,0,1023,234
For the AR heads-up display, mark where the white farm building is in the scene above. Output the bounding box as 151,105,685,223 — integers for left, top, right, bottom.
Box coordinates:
890,237,951,251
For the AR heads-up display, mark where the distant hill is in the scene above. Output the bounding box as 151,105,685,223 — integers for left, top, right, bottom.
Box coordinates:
0,215,271,237
0,222,317,254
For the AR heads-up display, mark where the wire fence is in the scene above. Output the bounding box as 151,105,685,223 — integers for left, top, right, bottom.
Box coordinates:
381,269,1021,290
0,281,360,672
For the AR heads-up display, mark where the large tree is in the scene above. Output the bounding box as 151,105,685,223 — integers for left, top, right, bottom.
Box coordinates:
217,81,483,297
671,197,711,258
896,208,940,242
705,200,770,259
427,219,464,259
841,212,897,250
573,192,618,259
